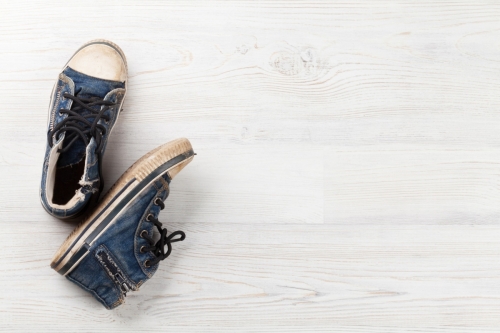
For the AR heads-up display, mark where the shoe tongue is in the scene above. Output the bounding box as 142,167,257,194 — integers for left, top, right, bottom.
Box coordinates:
57,67,125,168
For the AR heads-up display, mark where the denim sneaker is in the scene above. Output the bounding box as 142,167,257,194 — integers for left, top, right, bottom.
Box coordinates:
50,138,195,309
40,40,127,219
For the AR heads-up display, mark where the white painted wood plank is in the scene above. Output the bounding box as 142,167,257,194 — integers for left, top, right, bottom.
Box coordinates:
325,150,500,224
0,143,324,224
2,224,500,330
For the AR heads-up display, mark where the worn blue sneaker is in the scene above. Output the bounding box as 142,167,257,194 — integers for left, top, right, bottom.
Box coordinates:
40,40,127,219
51,138,195,309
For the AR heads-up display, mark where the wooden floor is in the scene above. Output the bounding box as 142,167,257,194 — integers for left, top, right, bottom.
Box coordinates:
2,1,500,332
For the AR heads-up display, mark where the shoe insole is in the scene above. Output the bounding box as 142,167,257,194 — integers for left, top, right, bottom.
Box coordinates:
52,157,86,205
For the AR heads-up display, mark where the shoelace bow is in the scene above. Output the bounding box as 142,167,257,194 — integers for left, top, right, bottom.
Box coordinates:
48,93,116,153
141,197,186,267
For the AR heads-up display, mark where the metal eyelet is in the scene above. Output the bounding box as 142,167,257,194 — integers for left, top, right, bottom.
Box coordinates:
140,230,148,238
140,246,146,253
144,260,151,268
154,198,161,206
146,214,154,221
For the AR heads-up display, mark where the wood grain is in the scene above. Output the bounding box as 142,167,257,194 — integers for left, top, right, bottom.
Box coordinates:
1,0,500,331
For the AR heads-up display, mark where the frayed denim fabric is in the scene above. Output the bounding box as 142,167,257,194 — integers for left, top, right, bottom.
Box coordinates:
67,175,171,309
40,67,125,219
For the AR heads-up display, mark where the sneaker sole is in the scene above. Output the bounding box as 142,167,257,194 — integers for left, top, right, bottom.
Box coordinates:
51,138,194,275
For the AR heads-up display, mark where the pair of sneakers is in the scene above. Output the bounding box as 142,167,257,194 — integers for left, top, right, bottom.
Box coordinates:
40,40,195,309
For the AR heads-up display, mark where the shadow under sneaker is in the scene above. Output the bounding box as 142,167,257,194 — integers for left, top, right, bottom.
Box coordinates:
50,138,195,309
40,39,128,219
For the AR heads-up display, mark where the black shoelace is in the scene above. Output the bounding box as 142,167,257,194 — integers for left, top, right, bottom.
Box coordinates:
48,93,116,154
140,197,186,267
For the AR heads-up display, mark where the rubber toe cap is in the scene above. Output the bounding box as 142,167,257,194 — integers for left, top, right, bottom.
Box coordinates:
67,42,126,82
